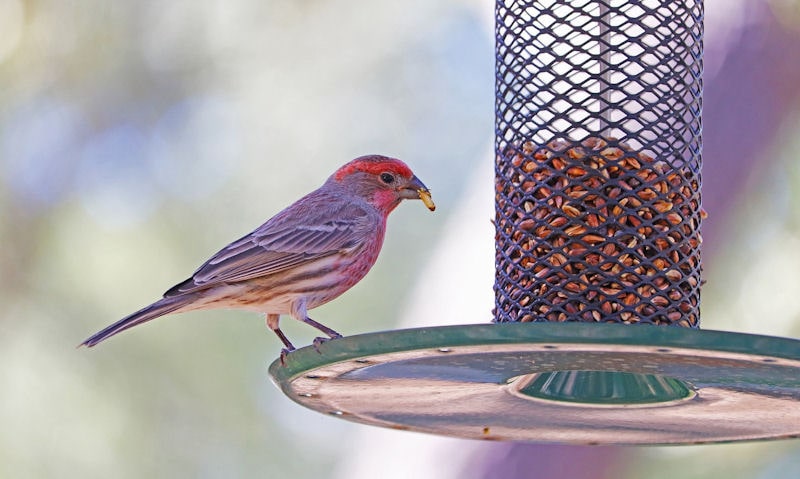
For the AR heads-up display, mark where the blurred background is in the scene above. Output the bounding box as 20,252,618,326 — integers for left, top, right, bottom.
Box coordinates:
1,0,799,477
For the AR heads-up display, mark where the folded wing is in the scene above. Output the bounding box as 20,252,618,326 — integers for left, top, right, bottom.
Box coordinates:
164,194,376,296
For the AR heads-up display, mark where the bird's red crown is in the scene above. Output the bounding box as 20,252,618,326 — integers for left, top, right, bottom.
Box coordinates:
334,155,413,182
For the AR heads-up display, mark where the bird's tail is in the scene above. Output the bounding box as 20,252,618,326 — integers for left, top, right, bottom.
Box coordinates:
80,296,192,348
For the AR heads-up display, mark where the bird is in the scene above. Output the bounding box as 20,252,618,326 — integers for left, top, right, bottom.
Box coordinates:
80,154,435,361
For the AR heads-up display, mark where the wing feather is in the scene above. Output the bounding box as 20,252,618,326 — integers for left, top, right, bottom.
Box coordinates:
164,192,378,296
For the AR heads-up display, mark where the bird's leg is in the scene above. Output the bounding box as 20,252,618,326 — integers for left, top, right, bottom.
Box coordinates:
304,316,343,339
267,314,295,366
304,317,343,353
290,300,342,354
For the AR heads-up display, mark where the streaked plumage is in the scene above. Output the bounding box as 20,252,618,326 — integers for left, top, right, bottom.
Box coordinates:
80,155,434,359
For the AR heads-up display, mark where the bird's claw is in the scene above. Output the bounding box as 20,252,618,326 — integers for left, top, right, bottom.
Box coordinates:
279,348,294,366
312,336,339,353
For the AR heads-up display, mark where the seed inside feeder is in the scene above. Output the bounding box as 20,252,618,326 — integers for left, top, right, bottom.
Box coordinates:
494,137,704,327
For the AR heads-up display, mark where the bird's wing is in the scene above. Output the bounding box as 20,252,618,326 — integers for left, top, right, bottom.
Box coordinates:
164,196,376,296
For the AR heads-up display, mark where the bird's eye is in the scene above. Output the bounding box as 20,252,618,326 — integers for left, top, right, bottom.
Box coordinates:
380,172,395,184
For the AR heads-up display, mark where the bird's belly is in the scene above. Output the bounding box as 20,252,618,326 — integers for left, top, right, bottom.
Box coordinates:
194,244,382,314
181,283,294,314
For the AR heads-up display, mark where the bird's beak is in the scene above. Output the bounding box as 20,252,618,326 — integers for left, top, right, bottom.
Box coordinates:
400,175,436,211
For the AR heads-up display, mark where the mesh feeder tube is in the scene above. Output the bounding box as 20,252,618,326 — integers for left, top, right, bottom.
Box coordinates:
494,1,704,327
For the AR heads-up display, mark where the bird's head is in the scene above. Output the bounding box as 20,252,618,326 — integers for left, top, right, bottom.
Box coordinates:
329,155,436,215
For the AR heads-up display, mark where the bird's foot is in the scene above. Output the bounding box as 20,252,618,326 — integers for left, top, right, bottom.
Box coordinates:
279,347,294,366
312,335,340,353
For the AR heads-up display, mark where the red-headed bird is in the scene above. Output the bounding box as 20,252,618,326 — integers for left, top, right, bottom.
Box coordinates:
80,155,435,360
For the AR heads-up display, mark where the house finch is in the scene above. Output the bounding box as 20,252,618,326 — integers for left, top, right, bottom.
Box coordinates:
80,155,435,360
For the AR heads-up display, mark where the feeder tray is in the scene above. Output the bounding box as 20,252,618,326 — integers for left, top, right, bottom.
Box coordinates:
269,323,800,445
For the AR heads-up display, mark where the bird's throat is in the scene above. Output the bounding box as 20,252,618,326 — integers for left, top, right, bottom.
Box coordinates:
371,190,401,215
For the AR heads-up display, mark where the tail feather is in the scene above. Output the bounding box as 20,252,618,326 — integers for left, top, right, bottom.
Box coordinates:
80,297,191,348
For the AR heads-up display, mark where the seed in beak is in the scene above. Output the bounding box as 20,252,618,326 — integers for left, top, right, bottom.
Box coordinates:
418,189,436,211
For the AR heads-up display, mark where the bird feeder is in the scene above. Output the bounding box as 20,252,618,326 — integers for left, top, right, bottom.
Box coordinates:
270,0,800,445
